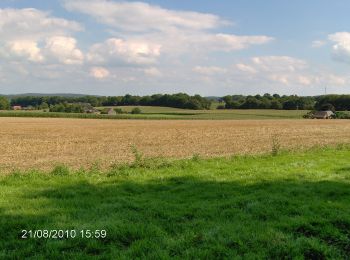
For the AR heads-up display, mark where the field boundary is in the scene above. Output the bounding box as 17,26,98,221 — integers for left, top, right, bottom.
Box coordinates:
2,143,349,176
0,109,307,120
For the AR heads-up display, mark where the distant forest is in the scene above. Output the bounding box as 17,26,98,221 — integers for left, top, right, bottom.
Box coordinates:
4,93,212,110
221,94,350,111
1,93,350,111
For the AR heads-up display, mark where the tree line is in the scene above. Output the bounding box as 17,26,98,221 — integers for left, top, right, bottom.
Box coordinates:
221,94,315,110
314,95,350,111
2,93,350,111
6,93,211,110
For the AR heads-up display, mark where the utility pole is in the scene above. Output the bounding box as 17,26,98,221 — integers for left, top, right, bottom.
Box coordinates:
325,86,327,95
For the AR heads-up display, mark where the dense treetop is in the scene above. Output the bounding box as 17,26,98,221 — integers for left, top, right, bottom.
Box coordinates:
221,94,315,110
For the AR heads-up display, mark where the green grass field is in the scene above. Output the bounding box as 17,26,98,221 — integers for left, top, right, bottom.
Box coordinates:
0,107,308,120
112,106,308,119
1,146,350,258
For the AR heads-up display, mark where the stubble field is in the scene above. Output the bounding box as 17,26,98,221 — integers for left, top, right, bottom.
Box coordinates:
1,117,350,172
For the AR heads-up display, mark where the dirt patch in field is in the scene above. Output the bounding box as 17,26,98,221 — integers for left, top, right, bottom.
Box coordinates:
1,118,350,172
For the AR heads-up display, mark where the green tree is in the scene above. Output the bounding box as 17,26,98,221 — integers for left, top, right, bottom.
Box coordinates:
39,102,49,110
270,100,282,109
240,97,261,109
0,96,10,110
131,107,142,114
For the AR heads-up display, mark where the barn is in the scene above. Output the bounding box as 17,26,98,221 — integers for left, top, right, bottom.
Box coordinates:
11,105,22,110
313,111,334,119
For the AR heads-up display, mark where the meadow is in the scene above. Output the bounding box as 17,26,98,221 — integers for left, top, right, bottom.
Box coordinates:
2,117,350,172
1,147,350,258
0,107,308,120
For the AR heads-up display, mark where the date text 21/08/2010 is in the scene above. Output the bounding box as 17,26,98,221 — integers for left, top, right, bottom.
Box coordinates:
21,229,107,239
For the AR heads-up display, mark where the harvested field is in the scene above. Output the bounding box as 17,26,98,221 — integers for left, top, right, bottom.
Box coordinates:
1,117,350,172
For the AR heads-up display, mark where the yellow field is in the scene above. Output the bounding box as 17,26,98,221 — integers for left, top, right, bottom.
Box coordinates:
1,117,350,172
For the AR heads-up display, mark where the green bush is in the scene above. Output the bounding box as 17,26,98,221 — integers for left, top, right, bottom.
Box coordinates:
100,108,109,114
50,103,85,113
114,108,125,114
131,107,142,114
334,111,350,119
303,111,315,119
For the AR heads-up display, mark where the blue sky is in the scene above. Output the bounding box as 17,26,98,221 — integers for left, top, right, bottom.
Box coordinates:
0,0,350,96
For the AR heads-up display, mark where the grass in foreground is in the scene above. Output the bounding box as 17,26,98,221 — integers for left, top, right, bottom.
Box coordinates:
1,147,350,258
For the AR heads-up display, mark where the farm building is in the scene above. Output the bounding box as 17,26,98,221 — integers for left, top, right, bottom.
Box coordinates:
313,111,334,119
86,108,101,114
11,105,22,110
107,108,116,115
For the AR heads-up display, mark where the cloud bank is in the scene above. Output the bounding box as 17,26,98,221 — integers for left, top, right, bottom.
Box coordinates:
0,1,349,95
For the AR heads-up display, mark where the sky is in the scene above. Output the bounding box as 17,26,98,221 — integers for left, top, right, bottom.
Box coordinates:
0,0,350,96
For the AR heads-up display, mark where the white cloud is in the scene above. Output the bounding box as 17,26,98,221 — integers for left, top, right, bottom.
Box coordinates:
235,56,346,87
65,0,273,57
326,74,347,85
45,36,84,65
124,31,272,58
250,56,307,72
236,63,257,74
2,36,84,65
5,40,44,62
239,56,312,86
87,38,161,65
192,56,349,90
297,75,313,85
210,34,272,51
90,67,110,79
0,8,84,66
0,4,273,94
311,40,326,48
328,32,350,63
143,67,162,77
193,66,227,75
0,8,82,41
64,0,228,32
